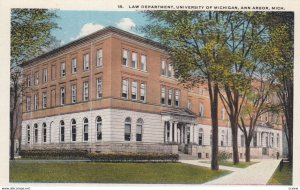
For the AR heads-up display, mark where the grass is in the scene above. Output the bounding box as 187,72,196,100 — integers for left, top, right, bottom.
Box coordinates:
268,162,292,185
10,161,230,183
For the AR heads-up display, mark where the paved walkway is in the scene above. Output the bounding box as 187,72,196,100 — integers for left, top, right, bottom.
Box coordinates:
180,159,281,185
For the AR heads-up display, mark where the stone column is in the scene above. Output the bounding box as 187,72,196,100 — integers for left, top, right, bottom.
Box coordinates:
174,122,178,143
164,121,167,143
170,122,173,142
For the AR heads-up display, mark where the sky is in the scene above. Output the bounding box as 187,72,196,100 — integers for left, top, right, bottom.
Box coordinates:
51,11,149,45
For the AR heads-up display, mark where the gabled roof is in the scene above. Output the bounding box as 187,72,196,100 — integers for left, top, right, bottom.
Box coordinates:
21,26,166,67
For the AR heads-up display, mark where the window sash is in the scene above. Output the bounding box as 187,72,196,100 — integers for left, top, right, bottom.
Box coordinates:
42,92,47,108
122,79,128,98
84,54,89,70
175,90,179,107
161,87,165,104
168,89,173,106
97,79,102,99
61,87,65,105
35,72,39,85
141,55,147,71
161,61,166,75
72,125,76,142
43,69,47,83
83,82,89,101
122,50,128,66
97,122,102,140
71,85,77,103
61,63,66,77
34,94,38,110
97,49,103,67
140,83,145,101
60,126,65,142
72,59,77,73
26,97,31,111
132,52,137,68
131,81,137,100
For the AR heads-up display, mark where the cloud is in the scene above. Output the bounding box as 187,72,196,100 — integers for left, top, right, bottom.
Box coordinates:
116,18,136,32
72,23,104,40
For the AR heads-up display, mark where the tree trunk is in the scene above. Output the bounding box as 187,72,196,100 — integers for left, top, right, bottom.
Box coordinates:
10,111,15,160
210,82,219,170
231,125,239,164
245,141,251,162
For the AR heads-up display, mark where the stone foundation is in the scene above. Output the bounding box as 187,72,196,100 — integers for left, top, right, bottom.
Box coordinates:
22,142,178,154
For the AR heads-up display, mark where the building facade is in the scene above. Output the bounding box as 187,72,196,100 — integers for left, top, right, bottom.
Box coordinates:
21,26,283,159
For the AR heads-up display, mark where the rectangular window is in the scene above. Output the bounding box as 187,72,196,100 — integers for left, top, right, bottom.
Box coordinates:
97,49,103,67
42,92,47,109
27,75,31,87
265,112,269,122
141,55,147,71
97,78,102,99
83,81,89,101
60,87,65,105
199,103,204,117
51,65,56,81
43,68,47,83
168,89,173,106
221,108,225,120
140,82,146,102
122,79,128,98
122,49,129,66
26,96,31,111
132,52,138,69
175,90,180,107
34,71,39,85
72,58,77,74
61,62,66,78
131,81,137,100
161,60,166,76
34,93,38,110
168,63,174,77
51,89,56,107
161,86,166,105
83,54,89,71
71,84,77,103
188,99,192,110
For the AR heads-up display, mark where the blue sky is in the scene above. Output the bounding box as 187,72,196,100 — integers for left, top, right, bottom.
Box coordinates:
51,11,149,45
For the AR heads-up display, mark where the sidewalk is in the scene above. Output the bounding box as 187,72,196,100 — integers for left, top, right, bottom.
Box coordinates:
179,159,281,185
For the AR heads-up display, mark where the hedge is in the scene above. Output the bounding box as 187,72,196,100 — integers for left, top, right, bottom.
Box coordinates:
87,152,179,162
19,149,88,160
19,149,179,162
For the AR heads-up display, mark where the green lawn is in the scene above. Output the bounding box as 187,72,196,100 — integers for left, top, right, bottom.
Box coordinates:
10,161,230,183
219,161,256,168
268,162,292,185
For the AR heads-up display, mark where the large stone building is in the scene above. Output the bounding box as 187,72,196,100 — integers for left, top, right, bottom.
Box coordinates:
21,26,283,159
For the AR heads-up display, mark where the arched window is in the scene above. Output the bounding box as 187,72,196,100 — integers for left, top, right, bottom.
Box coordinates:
34,123,38,143
27,125,30,144
60,120,65,142
136,118,143,141
83,118,89,141
42,123,47,143
198,128,203,145
96,116,102,141
71,119,76,142
124,117,131,141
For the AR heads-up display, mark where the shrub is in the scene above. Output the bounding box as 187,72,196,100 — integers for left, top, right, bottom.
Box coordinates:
218,151,231,163
87,152,179,162
19,149,88,160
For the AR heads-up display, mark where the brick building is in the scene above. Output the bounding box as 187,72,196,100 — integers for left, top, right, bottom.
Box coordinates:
21,26,283,158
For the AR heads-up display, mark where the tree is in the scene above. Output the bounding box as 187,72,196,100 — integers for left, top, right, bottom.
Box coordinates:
140,11,238,170
238,66,276,162
10,9,59,160
208,12,268,165
258,12,294,165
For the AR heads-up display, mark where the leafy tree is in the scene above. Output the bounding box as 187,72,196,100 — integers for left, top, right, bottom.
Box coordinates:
10,9,59,160
140,11,240,170
258,12,294,165
212,12,268,165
